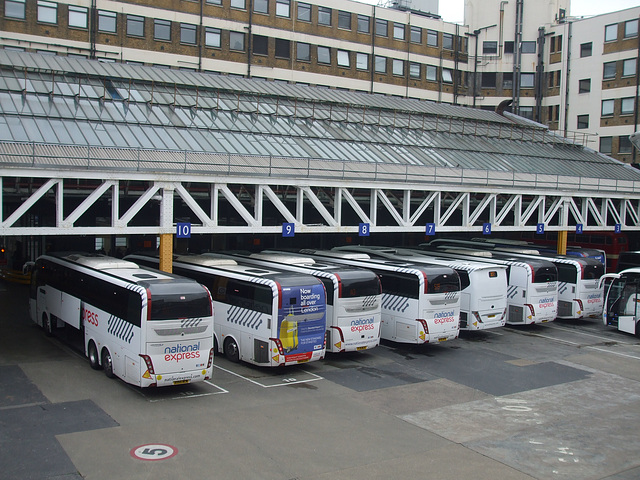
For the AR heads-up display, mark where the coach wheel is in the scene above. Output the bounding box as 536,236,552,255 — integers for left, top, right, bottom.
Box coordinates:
88,341,101,370
214,336,219,355
636,321,640,339
224,337,240,363
43,314,53,337
102,349,115,378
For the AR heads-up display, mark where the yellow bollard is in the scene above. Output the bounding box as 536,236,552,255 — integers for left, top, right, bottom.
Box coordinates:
557,230,567,256
158,233,173,273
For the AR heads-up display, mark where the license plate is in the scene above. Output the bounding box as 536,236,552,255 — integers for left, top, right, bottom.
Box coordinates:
542,319,549,323
438,337,448,342
297,358,309,363
173,380,189,385
488,314,495,318
357,346,367,351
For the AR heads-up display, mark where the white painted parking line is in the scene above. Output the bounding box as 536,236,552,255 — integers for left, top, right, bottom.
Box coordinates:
484,329,504,336
548,324,636,345
586,346,640,361
168,382,229,400
528,332,581,346
213,364,323,388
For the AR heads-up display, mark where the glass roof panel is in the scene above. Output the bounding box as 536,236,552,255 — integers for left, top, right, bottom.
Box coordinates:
19,117,44,143
33,117,60,143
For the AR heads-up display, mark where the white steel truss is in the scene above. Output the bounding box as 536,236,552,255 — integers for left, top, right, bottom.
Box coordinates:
2,169,639,237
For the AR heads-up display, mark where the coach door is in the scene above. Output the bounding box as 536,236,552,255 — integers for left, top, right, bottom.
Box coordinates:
606,275,640,334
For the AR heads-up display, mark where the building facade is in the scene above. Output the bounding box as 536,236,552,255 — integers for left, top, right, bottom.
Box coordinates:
0,0,638,163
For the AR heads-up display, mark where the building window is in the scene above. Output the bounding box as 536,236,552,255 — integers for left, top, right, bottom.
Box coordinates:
580,42,592,58
483,41,497,55
579,78,591,93
442,68,453,83
392,59,404,76
410,26,421,44
521,41,536,54
458,37,467,53
600,136,612,154
374,56,386,73
577,114,589,129
229,31,245,51
426,29,438,47
337,50,350,67
296,42,310,61
621,97,635,115
442,33,453,50
253,35,268,55
605,23,617,42
356,52,368,70
5,0,26,19
69,6,88,29
409,62,420,78
275,38,290,59
37,1,57,24
318,6,331,26
603,61,617,79
154,19,171,41
601,99,615,116
520,73,535,88
126,15,144,37
230,0,246,9
619,136,632,154
317,46,330,64
338,10,351,30
625,19,638,38
482,72,496,88
297,2,310,21
426,65,437,81
254,0,268,14
205,27,221,48
98,10,117,33
357,15,370,34
504,41,514,54
520,106,534,120
206,0,222,5
276,0,290,18
376,19,387,37
180,23,197,45
623,58,636,77
393,23,405,41
503,72,513,88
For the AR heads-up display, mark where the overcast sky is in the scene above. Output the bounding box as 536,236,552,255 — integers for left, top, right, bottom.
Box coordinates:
438,0,640,24
356,1,640,24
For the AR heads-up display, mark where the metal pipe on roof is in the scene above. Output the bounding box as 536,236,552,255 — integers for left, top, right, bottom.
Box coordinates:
634,16,639,164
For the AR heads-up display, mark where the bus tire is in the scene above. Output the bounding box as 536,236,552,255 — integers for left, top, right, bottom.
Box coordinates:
214,336,219,355
636,322,640,339
102,349,115,378
224,337,240,363
88,341,101,370
43,314,53,337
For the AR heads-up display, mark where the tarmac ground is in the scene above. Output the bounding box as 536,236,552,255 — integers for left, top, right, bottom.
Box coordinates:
2,280,640,480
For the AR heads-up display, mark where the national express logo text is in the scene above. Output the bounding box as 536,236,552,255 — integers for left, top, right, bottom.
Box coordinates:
538,297,555,309
434,311,457,324
164,342,201,362
350,317,375,332
587,293,602,304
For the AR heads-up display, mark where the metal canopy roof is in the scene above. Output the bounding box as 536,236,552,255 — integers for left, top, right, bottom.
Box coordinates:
1,50,639,191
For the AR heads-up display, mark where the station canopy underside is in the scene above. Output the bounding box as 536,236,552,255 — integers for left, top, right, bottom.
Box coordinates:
1,50,639,236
